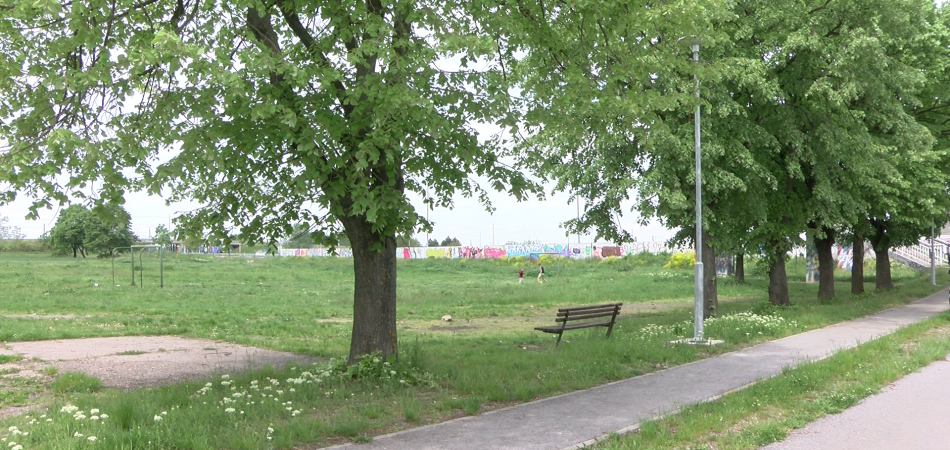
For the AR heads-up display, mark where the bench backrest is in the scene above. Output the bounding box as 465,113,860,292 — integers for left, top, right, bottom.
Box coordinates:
555,303,622,323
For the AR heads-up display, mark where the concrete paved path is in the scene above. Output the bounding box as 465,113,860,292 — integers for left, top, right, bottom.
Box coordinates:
761,354,950,450
327,289,949,450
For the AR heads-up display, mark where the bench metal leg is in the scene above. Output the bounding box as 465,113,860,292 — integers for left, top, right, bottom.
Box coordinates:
555,332,563,347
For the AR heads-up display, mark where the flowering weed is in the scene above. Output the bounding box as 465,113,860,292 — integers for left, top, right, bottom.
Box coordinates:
628,313,799,343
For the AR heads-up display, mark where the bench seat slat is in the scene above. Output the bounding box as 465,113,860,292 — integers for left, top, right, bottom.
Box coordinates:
535,321,611,333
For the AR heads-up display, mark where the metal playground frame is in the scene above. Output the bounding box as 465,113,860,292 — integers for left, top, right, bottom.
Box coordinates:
111,244,165,287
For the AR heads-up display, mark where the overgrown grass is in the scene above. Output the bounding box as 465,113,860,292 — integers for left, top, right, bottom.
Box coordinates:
592,313,950,450
50,372,103,394
0,354,23,364
0,252,944,449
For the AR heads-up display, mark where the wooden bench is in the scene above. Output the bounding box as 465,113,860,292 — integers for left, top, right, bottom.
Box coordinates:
534,302,623,346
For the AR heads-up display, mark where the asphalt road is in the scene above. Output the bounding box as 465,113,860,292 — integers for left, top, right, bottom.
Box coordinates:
761,354,950,450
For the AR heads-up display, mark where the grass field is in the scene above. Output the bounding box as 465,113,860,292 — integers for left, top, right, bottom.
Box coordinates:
0,251,946,449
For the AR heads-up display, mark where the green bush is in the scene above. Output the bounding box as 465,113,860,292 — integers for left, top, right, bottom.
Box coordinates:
537,253,562,266
663,252,695,269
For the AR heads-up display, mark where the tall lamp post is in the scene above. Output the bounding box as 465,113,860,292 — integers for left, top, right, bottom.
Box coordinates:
690,38,705,342
931,223,936,286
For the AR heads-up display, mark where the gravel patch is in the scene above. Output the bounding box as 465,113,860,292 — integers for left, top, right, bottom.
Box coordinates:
0,335,321,417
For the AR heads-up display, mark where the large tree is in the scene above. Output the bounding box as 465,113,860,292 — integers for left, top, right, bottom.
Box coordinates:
48,205,90,258
859,1,950,290
0,0,535,363
48,204,134,257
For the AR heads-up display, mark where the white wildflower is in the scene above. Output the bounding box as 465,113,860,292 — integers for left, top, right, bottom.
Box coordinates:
60,404,79,414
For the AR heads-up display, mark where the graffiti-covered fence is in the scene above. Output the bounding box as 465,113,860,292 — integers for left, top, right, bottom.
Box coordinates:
271,242,691,260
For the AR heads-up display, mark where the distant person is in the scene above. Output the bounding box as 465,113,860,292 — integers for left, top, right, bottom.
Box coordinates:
518,268,524,283
537,263,546,283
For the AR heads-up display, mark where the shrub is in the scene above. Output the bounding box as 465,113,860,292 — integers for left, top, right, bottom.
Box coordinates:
663,252,695,269
537,253,561,266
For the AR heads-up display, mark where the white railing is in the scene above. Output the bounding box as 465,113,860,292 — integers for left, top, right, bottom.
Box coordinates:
892,237,950,267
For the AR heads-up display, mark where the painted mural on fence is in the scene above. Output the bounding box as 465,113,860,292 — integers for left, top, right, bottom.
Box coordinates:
715,255,734,277
806,244,858,282
278,247,354,258
274,241,688,260
398,242,690,259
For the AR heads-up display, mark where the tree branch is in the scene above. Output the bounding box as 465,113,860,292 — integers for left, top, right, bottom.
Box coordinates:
276,0,351,116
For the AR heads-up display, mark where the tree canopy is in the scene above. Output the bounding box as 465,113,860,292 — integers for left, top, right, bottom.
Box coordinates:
438,236,461,246
152,224,174,247
47,204,134,257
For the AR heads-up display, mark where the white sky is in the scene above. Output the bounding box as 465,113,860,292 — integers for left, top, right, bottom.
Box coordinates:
1,186,676,246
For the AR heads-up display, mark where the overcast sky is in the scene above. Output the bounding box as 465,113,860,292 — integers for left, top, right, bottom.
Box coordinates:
1,182,677,246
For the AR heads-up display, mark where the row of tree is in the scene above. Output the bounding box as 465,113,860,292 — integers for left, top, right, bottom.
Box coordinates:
0,0,947,362
517,0,950,309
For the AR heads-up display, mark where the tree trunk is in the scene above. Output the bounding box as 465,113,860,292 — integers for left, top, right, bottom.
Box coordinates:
851,236,864,295
875,246,893,290
735,253,744,283
702,229,717,318
340,214,398,365
868,221,894,291
768,250,790,306
814,228,835,302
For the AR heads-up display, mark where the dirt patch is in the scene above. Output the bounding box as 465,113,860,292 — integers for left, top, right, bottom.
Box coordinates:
0,335,321,418
3,313,88,320
428,325,479,332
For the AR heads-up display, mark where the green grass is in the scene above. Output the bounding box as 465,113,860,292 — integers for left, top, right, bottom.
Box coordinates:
50,372,102,394
0,354,23,364
592,313,950,450
0,377,45,409
0,251,944,449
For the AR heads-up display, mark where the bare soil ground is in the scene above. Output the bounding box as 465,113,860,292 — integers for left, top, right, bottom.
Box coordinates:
0,335,321,418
